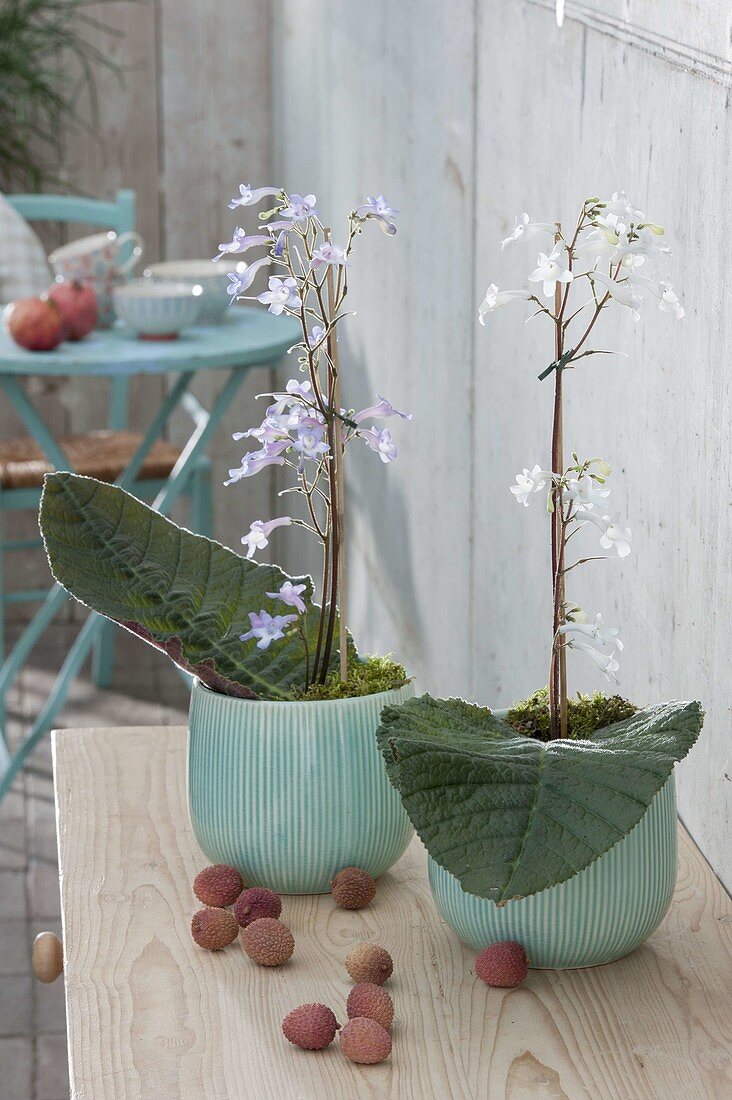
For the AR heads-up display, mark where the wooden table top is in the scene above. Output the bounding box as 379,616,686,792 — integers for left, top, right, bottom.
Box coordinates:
53,725,732,1100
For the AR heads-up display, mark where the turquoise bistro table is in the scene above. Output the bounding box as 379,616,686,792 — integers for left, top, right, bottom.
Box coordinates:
0,307,299,800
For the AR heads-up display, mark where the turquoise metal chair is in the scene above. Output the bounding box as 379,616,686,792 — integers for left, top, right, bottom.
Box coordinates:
0,189,212,709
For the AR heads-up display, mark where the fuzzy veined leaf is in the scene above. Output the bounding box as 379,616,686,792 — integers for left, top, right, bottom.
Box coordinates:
40,472,346,700
376,694,703,902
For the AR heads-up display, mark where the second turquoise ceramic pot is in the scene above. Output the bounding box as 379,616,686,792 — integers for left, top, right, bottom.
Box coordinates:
429,775,677,968
187,678,414,894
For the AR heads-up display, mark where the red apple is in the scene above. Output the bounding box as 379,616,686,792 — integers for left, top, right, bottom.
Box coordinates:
47,279,98,340
4,297,65,351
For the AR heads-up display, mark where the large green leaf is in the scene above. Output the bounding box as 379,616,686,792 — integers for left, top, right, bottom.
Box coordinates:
377,694,703,902
40,472,345,700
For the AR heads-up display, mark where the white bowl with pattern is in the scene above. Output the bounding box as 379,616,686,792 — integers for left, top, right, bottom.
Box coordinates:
113,279,202,340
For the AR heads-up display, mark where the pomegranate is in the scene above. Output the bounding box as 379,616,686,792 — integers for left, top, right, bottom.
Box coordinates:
47,279,98,340
5,297,66,352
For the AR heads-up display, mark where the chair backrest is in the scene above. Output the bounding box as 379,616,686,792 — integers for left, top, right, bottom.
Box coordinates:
5,190,136,236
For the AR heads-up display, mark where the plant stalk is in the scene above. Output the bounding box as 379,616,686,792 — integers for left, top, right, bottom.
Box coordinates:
549,223,568,739
325,257,348,682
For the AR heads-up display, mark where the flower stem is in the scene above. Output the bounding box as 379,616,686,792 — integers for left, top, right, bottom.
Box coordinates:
550,223,568,739
326,252,348,682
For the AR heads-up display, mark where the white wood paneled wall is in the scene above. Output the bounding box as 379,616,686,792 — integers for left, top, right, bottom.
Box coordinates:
271,0,732,889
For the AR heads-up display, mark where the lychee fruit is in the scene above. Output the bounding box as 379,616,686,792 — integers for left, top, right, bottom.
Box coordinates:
234,886,282,928
281,1003,340,1050
331,867,376,910
346,983,394,1030
475,940,529,988
339,1017,392,1064
193,864,244,907
241,917,295,967
344,942,393,985
190,907,239,950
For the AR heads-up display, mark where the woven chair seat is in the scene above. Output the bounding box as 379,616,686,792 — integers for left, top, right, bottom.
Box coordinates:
0,430,182,489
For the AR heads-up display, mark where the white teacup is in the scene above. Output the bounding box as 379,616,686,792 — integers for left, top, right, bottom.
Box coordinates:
48,230,144,327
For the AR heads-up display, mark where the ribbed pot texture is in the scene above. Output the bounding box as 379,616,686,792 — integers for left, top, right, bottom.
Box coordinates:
429,775,677,968
187,679,414,894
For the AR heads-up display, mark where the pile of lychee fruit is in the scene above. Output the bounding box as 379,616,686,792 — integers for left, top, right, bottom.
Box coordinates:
190,862,395,1065
189,860,531,1068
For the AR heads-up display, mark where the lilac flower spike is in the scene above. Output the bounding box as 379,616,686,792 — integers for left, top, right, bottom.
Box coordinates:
239,610,298,650
266,580,308,615
354,195,398,235
228,184,281,210
353,393,412,425
214,227,271,262
258,276,302,316
311,242,349,269
240,516,292,558
360,426,398,463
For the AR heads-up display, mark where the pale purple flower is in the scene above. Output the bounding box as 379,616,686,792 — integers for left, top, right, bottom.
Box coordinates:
292,420,330,461
280,193,318,225
272,230,288,258
224,440,290,485
228,184,281,210
214,227,270,262
239,610,298,650
266,580,308,614
258,378,314,413
266,404,311,433
240,516,293,559
353,394,412,425
309,324,326,347
354,195,398,235
311,242,349,269
227,272,248,298
360,426,398,463
223,256,271,294
258,276,302,316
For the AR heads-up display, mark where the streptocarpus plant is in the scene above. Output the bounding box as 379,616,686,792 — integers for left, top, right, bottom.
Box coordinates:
376,192,703,903
483,193,684,739
216,187,409,688
38,187,410,701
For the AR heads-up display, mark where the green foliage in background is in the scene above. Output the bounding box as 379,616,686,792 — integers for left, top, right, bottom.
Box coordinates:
0,0,140,191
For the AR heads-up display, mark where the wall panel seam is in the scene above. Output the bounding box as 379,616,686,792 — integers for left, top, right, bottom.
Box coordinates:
526,0,732,85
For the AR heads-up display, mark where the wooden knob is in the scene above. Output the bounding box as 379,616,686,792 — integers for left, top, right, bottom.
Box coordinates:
33,931,63,983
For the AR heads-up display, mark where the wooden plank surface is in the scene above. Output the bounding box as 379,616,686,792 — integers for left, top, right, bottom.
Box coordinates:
53,725,732,1099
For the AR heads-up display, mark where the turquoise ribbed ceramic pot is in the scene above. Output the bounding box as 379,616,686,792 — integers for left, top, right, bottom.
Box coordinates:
429,776,677,968
187,679,414,894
